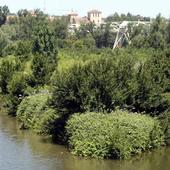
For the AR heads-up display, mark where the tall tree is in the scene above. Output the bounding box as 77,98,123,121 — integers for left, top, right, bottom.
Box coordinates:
148,14,166,49
0,5,9,26
32,24,58,85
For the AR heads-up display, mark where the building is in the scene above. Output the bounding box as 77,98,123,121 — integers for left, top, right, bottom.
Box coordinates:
68,10,89,31
6,13,17,23
87,9,102,26
67,9,103,31
68,10,81,28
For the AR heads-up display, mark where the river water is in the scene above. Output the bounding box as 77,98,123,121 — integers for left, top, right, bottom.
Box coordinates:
0,112,170,170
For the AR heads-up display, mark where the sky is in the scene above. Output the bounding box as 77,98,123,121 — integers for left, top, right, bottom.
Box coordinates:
0,0,170,18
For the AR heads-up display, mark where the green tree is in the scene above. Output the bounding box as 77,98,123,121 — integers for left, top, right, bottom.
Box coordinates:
32,25,58,85
0,29,10,56
7,72,27,115
52,16,69,39
0,5,9,26
0,57,21,94
16,9,48,40
93,24,115,48
148,14,166,49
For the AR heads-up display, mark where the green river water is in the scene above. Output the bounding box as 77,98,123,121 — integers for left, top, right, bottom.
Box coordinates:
0,113,170,170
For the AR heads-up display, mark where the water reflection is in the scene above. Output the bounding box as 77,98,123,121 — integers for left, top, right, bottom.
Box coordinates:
0,113,170,170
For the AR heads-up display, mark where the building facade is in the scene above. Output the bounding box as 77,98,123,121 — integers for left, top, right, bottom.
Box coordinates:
87,10,102,26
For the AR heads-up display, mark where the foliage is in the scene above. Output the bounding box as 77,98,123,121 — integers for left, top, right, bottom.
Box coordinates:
32,25,57,59
31,54,48,85
66,111,164,159
3,40,32,58
0,5,10,26
76,23,115,48
51,51,168,116
0,5,169,160
17,93,59,134
0,29,10,56
32,24,58,85
94,24,115,48
16,9,48,40
52,16,69,39
106,12,150,22
159,111,170,145
7,72,27,97
6,72,27,115
51,58,117,115
0,56,21,94
132,54,169,114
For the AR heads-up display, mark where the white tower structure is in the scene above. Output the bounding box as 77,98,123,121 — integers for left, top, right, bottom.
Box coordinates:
87,10,102,26
113,21,130,49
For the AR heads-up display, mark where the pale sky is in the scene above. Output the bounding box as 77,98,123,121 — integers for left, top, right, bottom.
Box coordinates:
0,0,170,18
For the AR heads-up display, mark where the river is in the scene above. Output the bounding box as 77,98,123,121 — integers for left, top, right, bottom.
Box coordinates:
0,112,170,170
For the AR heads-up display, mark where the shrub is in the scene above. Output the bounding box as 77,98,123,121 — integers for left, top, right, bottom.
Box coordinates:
17,93,59,134
6,72,27,115
51,51,168,116
0,56,21,94
132,55,169,114
51,56,147,116
159,111,170,145
66,111,164,159
3,40,32,59
32,24,58,85
8,72,27,97
51,58,116,115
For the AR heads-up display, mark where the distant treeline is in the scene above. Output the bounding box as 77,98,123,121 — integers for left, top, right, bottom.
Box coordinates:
106,12,151,22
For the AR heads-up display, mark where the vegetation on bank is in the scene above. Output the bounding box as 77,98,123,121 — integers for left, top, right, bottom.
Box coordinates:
66,111,164,159
17,93,59,134
0,6,170,159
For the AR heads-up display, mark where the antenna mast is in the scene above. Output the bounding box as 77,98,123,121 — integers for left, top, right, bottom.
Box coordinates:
43,0,46,13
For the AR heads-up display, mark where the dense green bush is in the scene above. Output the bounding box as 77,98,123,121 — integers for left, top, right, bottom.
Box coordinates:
132,61,168,114
8,72,27,97
31,23,58,85
3,40,32,58
31,54,49,85
66,111,164,159
51,56,136,114
6,72,27,115
51,58,117,115
159,111,170,145
51,54,167,116
0,56,21,94
17,93,59,134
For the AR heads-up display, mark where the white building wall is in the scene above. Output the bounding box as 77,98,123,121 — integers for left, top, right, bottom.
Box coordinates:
88,11,102,26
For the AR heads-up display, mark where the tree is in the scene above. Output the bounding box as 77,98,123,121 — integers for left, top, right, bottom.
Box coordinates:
0,57,21,94
7,72,27,115
17,9,29,17
53,16,69,39
31,54,48,85
0,29,10,56
0,5,9,26
166,19,170,44
148,14,166,49
93,24,115,48
16,9,48,40
32,25,58,85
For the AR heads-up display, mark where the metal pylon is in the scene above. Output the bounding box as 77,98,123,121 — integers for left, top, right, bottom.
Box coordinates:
113,21,130,49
